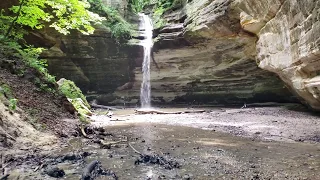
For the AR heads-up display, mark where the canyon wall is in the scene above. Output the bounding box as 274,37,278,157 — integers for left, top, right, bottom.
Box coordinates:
235,0,320,109
113,0,298,106
11,0,318,107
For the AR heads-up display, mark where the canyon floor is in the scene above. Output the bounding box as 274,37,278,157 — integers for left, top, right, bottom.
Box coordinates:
2,104,320,179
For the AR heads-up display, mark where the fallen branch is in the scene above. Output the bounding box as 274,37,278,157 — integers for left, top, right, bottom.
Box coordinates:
34,163,44,172
109,119,126,121
100,140,126,149
90,104,119,110
128,143,142,155
79,126,89,138
135,109,206,115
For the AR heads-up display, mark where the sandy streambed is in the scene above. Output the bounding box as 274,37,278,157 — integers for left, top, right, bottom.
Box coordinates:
2,105,320,179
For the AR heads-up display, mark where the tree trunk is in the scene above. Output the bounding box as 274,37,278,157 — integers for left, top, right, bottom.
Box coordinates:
5,0,25,38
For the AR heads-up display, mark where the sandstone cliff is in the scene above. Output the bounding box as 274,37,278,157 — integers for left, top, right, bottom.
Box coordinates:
113,0,298,106
235,0,320,110
27,0,320,107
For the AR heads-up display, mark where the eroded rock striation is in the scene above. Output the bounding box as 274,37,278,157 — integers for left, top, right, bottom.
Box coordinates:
25,0,320,107
235,0,320,110
114,0,297,106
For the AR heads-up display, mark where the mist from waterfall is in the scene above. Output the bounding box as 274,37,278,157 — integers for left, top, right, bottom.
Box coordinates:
139,13,153,108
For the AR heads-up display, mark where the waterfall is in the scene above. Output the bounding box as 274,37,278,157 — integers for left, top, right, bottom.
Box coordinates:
139,13,153,108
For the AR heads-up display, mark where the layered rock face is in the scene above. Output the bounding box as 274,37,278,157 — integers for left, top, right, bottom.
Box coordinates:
25,0,319,107
234,0,320,110
113,0,297,106
34,26,139,105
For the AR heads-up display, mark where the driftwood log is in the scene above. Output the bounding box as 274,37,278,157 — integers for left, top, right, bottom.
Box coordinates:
135,109,206,115
90,104,119,110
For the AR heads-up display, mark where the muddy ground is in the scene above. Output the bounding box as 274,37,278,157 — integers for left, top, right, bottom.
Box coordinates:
1,104,320,179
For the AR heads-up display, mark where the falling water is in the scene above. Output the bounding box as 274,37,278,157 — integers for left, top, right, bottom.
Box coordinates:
139,13,153,108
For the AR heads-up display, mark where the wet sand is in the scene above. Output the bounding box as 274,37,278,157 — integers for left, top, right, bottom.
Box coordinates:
92,106,320,143
4,105,320,179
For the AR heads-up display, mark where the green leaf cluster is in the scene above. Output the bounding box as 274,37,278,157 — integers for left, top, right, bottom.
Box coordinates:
88,0,132,41
128,0,183,29
0,37,56,91
0,0,105,39
9,98,18,111
0,83,18,111
129,0,150,13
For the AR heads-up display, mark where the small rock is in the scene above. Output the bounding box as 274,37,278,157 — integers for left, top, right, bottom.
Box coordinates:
250,165,256,168
183,174,193,180
45,167,65,178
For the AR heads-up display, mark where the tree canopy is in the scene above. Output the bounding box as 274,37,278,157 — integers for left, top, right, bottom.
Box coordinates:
1,0,105,39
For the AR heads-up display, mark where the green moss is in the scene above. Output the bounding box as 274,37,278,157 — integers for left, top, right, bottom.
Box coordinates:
0,83,13,99
57,78,90,108
0,83,18,111
70,98,92,116
79,114,90,124
57,78,92,123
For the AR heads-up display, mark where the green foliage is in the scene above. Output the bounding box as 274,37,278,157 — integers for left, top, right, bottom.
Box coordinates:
129,0,150,13
128,0,179,29
1,0,105,39
88,0,132,40
0,83,18,111
152,5,168,29
0,10,27,40
153,0,186,29
156,0,175,10
0,38,56,91
0,84,14,99
9,98,18,111
23,46,56,84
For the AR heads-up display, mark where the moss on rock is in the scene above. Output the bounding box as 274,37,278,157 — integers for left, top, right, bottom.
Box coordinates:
57,78,90,108
57,78,92,119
